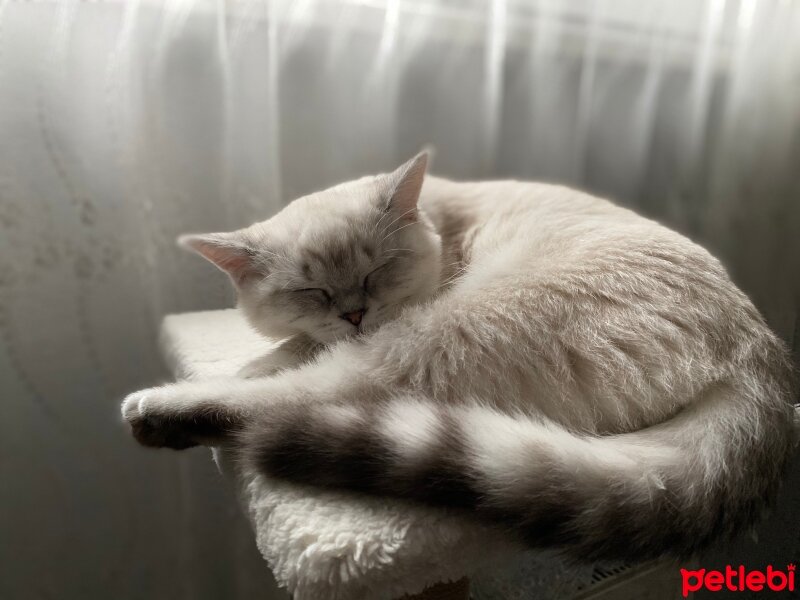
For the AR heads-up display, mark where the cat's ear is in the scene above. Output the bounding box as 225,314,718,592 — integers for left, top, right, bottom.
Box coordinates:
384,151,429,223
178,232,259,285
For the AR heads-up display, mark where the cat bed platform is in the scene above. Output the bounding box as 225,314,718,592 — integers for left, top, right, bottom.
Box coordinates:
159,308,519,600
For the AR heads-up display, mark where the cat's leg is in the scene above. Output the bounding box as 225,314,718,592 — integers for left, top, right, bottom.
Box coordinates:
237,334,323,379
122,346,383,449
237,350,296,379
122,377,270,448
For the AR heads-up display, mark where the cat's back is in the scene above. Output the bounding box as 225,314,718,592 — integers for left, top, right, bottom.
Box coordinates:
420,176,692,268
421,176,648,231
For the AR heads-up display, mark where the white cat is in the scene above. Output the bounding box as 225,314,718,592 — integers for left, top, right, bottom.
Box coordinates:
123,152,797,562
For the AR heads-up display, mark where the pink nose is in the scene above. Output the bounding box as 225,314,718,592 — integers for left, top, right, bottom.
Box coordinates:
341,309,365,326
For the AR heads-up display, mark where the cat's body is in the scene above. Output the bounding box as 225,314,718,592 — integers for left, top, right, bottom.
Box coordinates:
124,154,797,562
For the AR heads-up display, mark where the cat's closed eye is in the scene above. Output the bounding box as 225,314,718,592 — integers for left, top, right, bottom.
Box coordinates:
363,264,388,293
293,288,331,304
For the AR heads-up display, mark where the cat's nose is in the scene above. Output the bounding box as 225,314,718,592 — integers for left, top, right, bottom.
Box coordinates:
340,309,365,326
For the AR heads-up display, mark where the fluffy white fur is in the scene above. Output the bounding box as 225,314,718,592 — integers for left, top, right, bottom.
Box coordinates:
124,153,797,565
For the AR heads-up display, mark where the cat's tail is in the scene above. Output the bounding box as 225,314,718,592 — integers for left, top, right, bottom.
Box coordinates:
241,380,797,562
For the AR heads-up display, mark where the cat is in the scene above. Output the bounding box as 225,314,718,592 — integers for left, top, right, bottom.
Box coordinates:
122,152,797,562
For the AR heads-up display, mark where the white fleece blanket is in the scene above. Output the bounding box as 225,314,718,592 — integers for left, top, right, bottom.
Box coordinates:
159,309,520,600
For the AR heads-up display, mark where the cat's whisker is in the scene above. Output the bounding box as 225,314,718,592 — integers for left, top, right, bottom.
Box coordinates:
437,263,469,289
373,208,392,234
386,221,419,239
376,207,418,244
378,206,417,236
382,248,419,257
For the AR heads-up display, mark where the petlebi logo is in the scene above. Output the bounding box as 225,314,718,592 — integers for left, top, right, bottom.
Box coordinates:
681,565,795,596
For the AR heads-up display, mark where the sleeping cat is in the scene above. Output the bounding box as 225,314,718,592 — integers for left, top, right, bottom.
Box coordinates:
122,152,797,562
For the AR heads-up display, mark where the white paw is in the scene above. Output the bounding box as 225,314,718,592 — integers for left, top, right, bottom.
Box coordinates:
120,385,201,449
121,379,248,449
121,388,153,420
121,382,209,422
121,386,181,422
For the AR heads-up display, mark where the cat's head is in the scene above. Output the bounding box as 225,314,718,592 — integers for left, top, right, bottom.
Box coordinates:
179,152,442,344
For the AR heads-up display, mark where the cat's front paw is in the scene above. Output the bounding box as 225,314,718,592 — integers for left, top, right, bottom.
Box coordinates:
122,388,198,449
236,348,304,379
121,381,244,450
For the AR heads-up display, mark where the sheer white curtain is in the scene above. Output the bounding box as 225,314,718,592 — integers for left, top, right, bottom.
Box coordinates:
1,1,798,598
